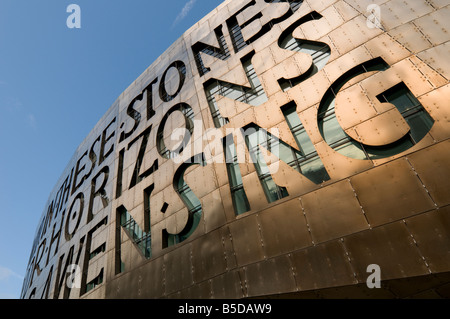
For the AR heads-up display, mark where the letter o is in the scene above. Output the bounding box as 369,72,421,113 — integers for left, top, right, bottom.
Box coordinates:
159,61,186,102
65,192,85,241
157,103,194,159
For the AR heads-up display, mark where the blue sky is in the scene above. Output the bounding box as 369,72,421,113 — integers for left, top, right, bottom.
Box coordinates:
0,0,223,299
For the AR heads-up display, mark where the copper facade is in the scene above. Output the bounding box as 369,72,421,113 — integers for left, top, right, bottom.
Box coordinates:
22,0,450,299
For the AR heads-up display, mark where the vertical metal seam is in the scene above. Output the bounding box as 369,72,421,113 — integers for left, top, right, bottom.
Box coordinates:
412,20,434,47
338,237,360,284
286,253,301,292
255,213,267,259
332,3,346,23
223,225,247,297
298,197,315,245
424,0,437,10
401,219,433,274
348,178,372,229
405,157,438,207
408,57,437,89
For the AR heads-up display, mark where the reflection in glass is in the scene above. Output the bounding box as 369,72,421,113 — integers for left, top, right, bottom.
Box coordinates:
281,103,330,183
119,208,152,259
244,127,289,203
224,136,250,215
204,53,268,128
318,59,434,160
168,158,205,246
279,32,331,91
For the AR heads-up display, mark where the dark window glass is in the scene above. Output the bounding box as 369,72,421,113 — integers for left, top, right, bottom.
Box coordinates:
119,208,152,259
243,127,289,203
281,103,331,183
204,53,267,128
318,64,434,160
224,136,251,215
377,82,434,146
168,159,205,245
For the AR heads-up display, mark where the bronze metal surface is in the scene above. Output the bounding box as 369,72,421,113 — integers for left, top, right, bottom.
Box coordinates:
350,159,436,227
22,0,450,299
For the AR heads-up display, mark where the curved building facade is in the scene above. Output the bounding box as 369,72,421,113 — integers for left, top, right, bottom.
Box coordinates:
22,0,450,299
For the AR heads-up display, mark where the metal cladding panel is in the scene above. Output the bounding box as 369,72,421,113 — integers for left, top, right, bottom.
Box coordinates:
200,189,228,233
342,222,430,281
138,257,165,299
419,84,450,142
22,0,450,299
421,42,450,80
191,229,227,283
163,243,193,295
258,199,312,258
384,272,450,299
350,159,436,227
414,6,450,46
405,206,450,273
408,140,450,207
290,240,357,291
104,271,132,299
210,270,245,299
436,282,450,298
177,280,212,299
316,284,397,299
227,215,265,267
301,180,370,244
243,255,297,297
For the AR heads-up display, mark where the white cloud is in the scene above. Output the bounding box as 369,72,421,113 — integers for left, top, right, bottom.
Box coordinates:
27,113,37,129
1,97,37,129
0,266,23,281
5,97,22,112
172,0,197,27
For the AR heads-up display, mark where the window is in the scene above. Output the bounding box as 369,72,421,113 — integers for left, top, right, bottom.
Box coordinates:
89,243,106,260
159,61,187,102
86,269,104,293
377,82,434,145
228,0,304,51
227,16,249,53
281,102,330,183
288,0,303,12
243,126,289,203
278,30,330,91
119,207,152,259
319,99,369,160
224,135,251,215
193,26,231,76
165,157,205,247
318,58,434,160
204,53,268,128
116,149,124,199
157,103,195,159
243,118,330,202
